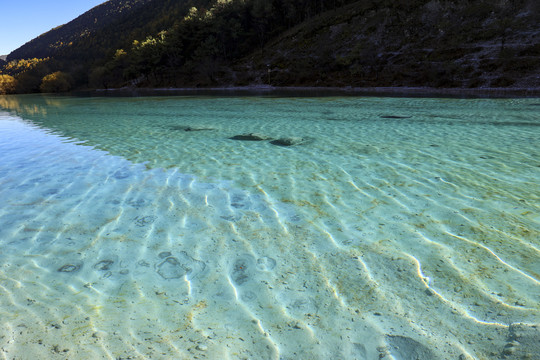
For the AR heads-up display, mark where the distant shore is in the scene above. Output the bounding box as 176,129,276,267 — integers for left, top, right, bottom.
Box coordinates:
94,85,540,98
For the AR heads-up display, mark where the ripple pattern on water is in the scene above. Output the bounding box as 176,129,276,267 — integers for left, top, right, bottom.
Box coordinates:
0,95,539,359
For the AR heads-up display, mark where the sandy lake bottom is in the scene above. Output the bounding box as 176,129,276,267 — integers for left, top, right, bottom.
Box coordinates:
0,94,539,359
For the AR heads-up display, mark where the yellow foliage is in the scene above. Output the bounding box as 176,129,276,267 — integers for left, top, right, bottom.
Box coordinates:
4,58,49,76
40,71,72,93
184,7,199,21
0,74,17,94
114,49,127,59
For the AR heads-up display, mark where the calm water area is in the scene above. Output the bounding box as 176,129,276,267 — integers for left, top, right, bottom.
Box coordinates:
0,93,539,359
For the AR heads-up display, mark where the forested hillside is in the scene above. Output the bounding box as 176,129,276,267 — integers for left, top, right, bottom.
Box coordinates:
6,0,153,61
239,0,540,89
1,0,207,92
1,0,539,93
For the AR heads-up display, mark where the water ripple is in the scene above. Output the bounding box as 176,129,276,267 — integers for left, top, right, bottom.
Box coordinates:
1,96,539,359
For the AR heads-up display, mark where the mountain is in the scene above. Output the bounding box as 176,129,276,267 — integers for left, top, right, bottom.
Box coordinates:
234,0,540,89
7,0,153,61
5,0,209,68
1,0,204,92
2,0,540,93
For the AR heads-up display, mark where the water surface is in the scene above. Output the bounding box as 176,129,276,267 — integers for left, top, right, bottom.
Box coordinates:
0,94,539,359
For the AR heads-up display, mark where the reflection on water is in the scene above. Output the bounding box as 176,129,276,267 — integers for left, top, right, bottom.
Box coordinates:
0,94,539,359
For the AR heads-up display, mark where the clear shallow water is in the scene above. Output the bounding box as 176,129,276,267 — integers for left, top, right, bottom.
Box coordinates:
0,94,539,360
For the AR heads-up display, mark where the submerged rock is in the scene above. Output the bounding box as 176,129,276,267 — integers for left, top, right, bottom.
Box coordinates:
156,251,206,280
229,133,271,141
386,335,438,360
269,137,306,146
113,169,130,179
352,343,367,360
230,255,256,285
240,291,257,302
220,214,243,222
58,263,82,273
230,192,251,209
256,256,276,271
156,257,185,279
502,323,540,359
93,260,114,271
169,125,215,132
380,115,411,119
134,215,157,227
158,251,172,259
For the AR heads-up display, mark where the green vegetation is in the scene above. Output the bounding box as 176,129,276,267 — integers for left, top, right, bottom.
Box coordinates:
40,71,73,93
1,0,539,93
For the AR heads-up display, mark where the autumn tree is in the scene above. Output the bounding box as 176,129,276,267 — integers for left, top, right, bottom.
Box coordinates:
40,71,72,93
0,75,17,94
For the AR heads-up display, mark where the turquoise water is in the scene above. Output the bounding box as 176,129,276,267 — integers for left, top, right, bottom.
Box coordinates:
0,94,538,359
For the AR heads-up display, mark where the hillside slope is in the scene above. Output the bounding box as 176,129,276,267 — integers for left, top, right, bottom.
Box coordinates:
233,0,540,89
2,0,540,92
7,0,153,61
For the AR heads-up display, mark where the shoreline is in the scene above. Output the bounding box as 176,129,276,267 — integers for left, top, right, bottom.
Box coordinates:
93,85,540,98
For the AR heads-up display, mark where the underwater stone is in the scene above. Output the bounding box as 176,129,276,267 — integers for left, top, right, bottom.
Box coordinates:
127,198,147,208
137,260,150,267
157,257,186,279
229,133,271,141
156,252,206,280
502,347,516,355
231,202,245,209
43,189,59,196
288,298,312,311
269,137,306,146
93,260,114,271
505,323,540,359
386,335,438,360
58,263,82,273
289,214,301,222
231,256,255,285
169,125,214,132
352,343,367,360
380,115,411,119
113,169,130,179
425,288,435,296
256,256,276,271
230,193,250,209
241,291,256,301
196,344,208,351
158,251,172,259
220,214,242,222
183,255,206,280
134,215,157,227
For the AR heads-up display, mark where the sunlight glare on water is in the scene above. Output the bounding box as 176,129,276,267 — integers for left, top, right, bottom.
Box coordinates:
0,93,539,359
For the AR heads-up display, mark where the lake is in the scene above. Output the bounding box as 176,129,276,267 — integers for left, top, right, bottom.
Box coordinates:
0,93,539,359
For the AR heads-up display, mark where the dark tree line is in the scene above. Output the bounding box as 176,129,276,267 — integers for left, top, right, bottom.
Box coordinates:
89,0,364,88
2,0,539,92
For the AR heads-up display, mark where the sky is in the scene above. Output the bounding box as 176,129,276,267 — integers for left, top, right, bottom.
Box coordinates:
0,0,106,56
